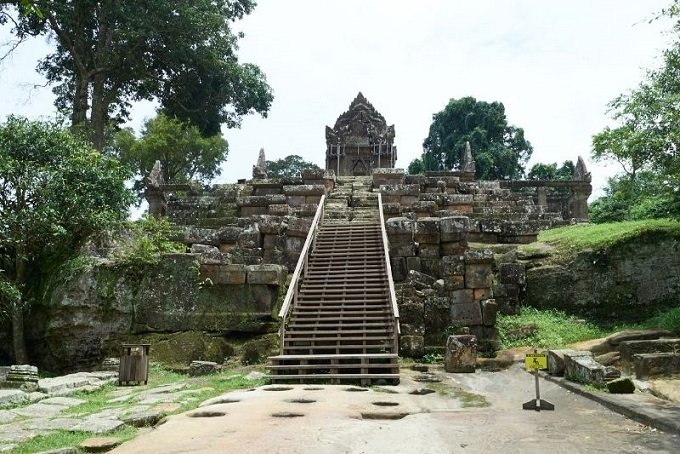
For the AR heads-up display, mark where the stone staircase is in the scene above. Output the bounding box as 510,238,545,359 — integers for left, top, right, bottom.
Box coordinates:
268,177,399,385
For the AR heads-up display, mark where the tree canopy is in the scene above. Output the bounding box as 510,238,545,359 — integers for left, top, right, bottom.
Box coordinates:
416,96,533,179
590,1,680,221
113,114,228,198
0,0,273,148
265,155,321,179
0,116,133,362
527,161,574,181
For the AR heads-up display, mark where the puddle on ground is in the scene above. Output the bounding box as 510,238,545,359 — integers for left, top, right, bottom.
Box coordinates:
263,386,294,392
303,387,324,391
285,398,316,404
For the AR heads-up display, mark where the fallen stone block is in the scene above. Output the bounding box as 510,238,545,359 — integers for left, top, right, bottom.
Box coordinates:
564,353,619,387
445,335,477,373
0,389,27,408
188,361,222,376
79,437,122,452
548,350,592,376
606,377,636,394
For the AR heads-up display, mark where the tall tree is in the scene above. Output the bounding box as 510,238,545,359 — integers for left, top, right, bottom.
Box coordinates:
265,155,320,179
114,114,228,197
589,2,680,220
0,116,133,362
418,96,533,179
0,0,273,148
527,160,574,181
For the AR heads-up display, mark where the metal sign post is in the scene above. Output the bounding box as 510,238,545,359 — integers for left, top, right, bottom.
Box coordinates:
523,350,554,411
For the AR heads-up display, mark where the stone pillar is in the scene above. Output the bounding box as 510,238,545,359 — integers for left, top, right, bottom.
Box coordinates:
536,186,547,207
569,183,592,221
144,187,167,218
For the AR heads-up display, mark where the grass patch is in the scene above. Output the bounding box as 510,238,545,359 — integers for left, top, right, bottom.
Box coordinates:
497,307,609,350
534,219,680,258
641,307,680,335
12,426,138,454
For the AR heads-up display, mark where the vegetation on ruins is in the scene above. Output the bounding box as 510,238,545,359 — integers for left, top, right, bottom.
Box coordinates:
10,363,266,454
0,116,133,363
265,155,321,179
112,114,229,198
415,96,533,179
590,1,680,221
0,0,273,149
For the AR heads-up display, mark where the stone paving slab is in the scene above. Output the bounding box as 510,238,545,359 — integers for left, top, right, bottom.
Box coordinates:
0,411,17,424
0,389,26,407
71,417,124,434
20,417,82,431
11,402,68,418
41,396,86,407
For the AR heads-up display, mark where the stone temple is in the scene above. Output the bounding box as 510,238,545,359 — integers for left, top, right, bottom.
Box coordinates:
325,92,397,176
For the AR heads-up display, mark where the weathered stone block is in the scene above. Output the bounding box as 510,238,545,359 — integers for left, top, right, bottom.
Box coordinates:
398,298,424,328
442,241,468,255
450,289,474,305
268,204,293,216
382,203,402,216
246,264,286,286
465,264,493,288
420,258,441,277
481,299,498,326
416,217,440,244
548,350,592,376
442,275,465,291
282,184,326,196
406,256,421,273
297,203,319,217
400,335,425,358
390,257,407,281
286,195,306,207
263,234,283,250
474,288,492,300
564,353,610,387
620,339,680,364
441,255,465,276
633,353,680,379
464,249,494,264
287,217,313,238
390,243,416,257
373,168,405,187
424,296,450,344
499,263,526,285
236,196,270,207
385,217,415,237
606,377,636,394
407,270,437,290
445,335,477,373
380,184,421,196
217,226,242,244
450,301,483,326
240,206,268,217
182,227,220,246
411,201,437,215
189,361,222,376
418,244,440,258
440,216,470,242
199,264,247,285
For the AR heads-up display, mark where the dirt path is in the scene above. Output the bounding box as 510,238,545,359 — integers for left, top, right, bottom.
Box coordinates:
110,364,680,454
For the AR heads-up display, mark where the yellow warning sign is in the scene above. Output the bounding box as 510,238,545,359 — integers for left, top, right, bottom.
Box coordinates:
525,353,548,370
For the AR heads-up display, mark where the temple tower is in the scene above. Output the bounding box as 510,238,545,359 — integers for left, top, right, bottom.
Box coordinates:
325,92,397,176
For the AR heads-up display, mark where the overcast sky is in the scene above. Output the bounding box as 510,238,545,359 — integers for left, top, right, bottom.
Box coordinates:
0,1,674,199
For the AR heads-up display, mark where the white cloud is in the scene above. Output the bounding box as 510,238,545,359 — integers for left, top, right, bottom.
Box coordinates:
0,0,672,198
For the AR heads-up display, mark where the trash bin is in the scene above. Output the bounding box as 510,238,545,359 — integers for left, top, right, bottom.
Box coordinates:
118,343,150,385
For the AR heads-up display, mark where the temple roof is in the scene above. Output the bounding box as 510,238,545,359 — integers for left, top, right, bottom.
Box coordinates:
326,92,395,145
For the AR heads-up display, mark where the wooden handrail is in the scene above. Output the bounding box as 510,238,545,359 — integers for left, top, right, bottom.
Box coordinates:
277,194,326,354
377,194,401,348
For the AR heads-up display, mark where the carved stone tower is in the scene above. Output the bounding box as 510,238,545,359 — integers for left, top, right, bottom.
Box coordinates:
325,92,397,176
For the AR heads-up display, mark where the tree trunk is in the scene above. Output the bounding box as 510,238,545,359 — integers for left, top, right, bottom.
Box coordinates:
12,254,28,364
91,71,107,151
